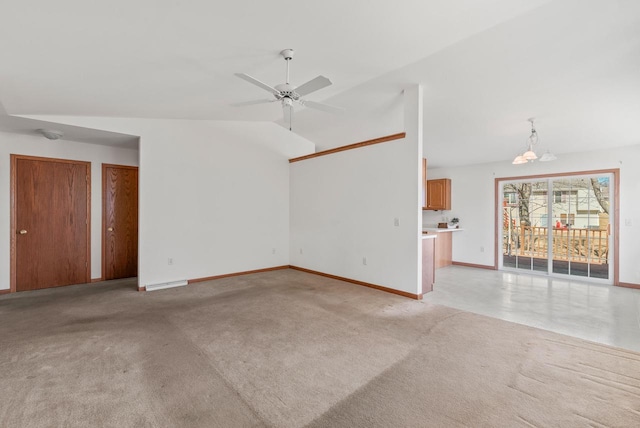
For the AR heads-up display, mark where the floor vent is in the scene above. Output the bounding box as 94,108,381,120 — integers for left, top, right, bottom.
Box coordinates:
145,280,188,292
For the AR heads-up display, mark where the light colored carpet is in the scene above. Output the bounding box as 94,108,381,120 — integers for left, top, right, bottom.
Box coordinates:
1,269,639,427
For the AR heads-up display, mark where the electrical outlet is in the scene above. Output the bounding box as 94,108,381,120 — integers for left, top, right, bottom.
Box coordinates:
363,257,367,266
625,218,632,227
272,248,276,255
168,258,173,265
299,248,303,255
480,246,485,253
394,218,400,227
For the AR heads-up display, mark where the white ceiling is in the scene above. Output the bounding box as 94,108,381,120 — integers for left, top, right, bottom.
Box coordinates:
1,0,639,167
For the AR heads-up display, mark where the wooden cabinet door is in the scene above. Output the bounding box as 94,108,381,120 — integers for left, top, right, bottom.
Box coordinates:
103,164,138,280
13,156,90,291
426,179,451,210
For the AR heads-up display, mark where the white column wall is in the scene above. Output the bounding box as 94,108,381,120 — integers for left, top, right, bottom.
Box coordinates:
289,86,423,295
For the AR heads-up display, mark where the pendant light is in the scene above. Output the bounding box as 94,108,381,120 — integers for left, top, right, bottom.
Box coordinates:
512,118,556,164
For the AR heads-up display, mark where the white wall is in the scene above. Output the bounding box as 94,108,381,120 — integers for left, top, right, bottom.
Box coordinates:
22,117,315,288
289,138,423,294
290,86,423,296
423,144,640,284
0,131,139,290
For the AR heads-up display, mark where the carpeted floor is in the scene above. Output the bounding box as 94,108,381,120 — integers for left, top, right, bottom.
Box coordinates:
1,269,639,427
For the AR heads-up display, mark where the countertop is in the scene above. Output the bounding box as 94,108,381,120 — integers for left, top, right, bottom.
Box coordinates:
422,228,464,233
421,234,437,239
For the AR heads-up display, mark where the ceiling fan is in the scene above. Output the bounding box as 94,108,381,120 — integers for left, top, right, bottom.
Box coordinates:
234,49,344,130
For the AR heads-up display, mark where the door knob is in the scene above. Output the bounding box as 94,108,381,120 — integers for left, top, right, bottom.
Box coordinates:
19,229,27,235
107,227,114,232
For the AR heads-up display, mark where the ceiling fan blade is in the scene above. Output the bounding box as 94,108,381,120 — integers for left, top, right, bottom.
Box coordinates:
283,103,293,130
302,100,345,114
230,99,275,107
294,75,332,96
234,73,280,95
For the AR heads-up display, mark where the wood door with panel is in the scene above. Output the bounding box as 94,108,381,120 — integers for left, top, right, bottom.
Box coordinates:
13,155,90,291
426,179,451,210
103,164,138,280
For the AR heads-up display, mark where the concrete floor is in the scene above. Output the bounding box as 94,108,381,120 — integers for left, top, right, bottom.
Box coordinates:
423,265,640,352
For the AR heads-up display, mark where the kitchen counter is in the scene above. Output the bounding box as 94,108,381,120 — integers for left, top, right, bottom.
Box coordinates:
421,234,437,239
422,228,464,233
422,228,463,268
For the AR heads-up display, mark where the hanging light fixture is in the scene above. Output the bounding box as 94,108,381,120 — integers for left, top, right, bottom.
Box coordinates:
512,118,556,164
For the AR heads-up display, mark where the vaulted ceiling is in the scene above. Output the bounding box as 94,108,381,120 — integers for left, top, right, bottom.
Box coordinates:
1,0,639,167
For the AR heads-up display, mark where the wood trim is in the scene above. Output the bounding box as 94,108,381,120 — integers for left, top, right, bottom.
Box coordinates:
137,266,290,292
618,282,640,290
289,265,422,300
0,289,10,295
87,166,92,285
288,132,406,163
10,154,91,292
494,177,500,271
91,278,105,283
613,170,620,286
452,261,497,270
495,168,620,284
10,156,17,292
102,164,139,281
187,265,290,284
497,169,621,182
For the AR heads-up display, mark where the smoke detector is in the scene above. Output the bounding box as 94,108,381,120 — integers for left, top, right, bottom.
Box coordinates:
37,129,64,140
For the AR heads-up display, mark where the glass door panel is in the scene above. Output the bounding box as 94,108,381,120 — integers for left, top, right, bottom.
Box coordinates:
502,180,548,273
501,173,612,282
552,176,610,279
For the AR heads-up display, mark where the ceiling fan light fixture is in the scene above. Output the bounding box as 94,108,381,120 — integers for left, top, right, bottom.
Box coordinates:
233,48,344,131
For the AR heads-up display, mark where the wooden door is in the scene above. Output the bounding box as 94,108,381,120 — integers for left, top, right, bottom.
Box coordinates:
103,164,138,280
12,155,90,292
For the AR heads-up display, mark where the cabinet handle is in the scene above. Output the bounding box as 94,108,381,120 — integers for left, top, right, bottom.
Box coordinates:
19,229,28,235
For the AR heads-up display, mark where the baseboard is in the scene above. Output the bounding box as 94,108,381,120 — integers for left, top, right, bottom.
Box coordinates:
617,282,640,290
91,278,104,283
0,289,10,295
137,266,290,292
452,261,497,270
188,265,289,284
289,265,422,300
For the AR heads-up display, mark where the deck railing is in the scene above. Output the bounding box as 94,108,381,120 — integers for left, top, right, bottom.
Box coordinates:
503,226,609,264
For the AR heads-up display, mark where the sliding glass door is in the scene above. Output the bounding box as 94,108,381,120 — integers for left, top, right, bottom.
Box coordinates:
500,173,613,282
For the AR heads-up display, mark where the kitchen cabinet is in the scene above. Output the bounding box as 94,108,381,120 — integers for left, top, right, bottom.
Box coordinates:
422,235,436,294
425,178,451,210
423,229,462,269
434,231,452,268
